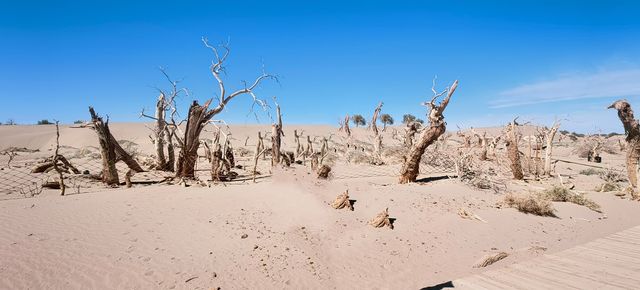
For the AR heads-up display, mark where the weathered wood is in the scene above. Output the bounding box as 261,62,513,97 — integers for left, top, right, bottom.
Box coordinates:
154,93,168,170
53,122,65,196
505,119,524,180
399,80,458,184
609,99,640,189
175,101,210,178
89,107,119,185
271,103,283,166
544,122,560,176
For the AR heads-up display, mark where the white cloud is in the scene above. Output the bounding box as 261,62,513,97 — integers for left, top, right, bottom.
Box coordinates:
491,69,640,108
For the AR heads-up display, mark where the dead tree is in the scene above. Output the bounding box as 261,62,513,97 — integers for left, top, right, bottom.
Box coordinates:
140,68,185,171
399,79,458,184
174,38,274,179
471,128,488,161
53,122,65,195
293,130,303,159
369,102,384,160
305,136,314,158
543,121,561,176
271,102,284,166
338,114,351,138
456,127,472,148
256,132,266,160
608,99,640,190
488,136,501,158
505,119,524,180
89,107,144,186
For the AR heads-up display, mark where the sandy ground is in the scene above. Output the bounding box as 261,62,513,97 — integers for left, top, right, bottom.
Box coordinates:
0,123,639,289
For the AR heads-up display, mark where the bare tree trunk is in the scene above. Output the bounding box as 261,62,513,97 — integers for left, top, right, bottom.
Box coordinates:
165,127,176,171
505,120,524,180
404,122,418,147
175,101,209,178
370,102,383,159
608,100,640,189
53,122,65,195
305,136,314,157
399,80,458,183
340,114,351,137
256,132,265,161
154,93,167,170
271,104,283,166
294,130,303,159
471,128,488,161
89,107,119,185
543,122,560,176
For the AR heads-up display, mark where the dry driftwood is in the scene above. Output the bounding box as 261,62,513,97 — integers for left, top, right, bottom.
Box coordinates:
399,79,458,183
473,252,509,268
31,155,80,174
369,208,393,229
331,190,354,210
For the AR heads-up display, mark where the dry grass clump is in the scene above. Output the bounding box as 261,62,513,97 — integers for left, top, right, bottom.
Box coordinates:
542,186,601,213
579,168,600,176
473,252,509,268
596,182,621,192
504,193,556,217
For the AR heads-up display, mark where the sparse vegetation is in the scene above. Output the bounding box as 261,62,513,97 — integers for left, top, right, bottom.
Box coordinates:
579,168,600,176
37,119,53,125
380,114,394,130
402,114,416,124
542,186,601,213
504,192,556,217
351,114,366,127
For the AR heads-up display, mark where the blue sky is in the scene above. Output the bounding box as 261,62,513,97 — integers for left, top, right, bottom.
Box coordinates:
1,0,639,133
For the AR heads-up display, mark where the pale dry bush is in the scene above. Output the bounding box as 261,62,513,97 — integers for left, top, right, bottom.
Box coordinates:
503,192,556,217
541,186,601,213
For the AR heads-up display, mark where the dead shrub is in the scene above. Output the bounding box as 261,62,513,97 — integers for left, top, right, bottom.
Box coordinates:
503,192,556,217
542,186,601,213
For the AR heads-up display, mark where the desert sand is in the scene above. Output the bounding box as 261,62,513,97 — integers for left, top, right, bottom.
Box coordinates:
1,122,639,289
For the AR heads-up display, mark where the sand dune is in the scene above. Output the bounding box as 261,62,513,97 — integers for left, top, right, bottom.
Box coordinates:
0,123,638,289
